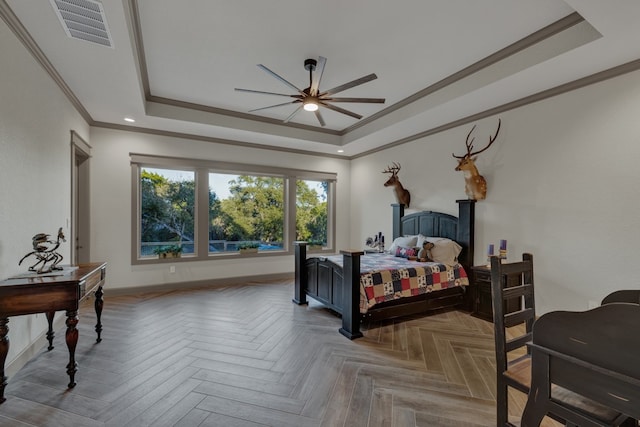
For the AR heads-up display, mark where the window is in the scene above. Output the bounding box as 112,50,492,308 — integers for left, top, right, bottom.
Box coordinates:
131,154,336,263
296,179,329,248
208,172,285,253
140,167,195,256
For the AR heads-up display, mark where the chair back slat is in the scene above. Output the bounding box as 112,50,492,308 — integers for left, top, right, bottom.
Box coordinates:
496,260,532,275
504,307,535,328
506,333,532,353
501,283,533,301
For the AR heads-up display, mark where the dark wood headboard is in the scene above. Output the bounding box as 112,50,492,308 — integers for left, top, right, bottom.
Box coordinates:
391,200,475,269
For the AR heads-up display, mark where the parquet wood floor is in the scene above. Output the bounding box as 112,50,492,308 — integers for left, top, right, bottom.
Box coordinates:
0,279,560,426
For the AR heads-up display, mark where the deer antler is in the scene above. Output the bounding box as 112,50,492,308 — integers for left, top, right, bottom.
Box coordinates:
452,119,501,159
382,162,401,175
470,119,501,156
452,125,477,159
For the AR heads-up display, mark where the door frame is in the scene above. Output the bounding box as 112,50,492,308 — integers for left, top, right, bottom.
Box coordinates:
70,130,91,265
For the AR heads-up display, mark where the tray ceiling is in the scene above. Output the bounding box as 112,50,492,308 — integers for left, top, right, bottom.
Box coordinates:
3,0,640,157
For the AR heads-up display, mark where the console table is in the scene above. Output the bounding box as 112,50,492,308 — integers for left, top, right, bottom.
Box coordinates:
0,262,106,404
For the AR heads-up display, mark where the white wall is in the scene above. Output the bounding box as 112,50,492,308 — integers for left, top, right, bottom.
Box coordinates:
0,20,90,371
88,128,351,290
351,69,640,314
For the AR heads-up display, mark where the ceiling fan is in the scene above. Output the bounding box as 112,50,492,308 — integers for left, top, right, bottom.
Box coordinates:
235,56,385,127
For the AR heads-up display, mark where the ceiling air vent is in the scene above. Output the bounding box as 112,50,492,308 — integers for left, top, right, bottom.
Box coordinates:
49,0,113,48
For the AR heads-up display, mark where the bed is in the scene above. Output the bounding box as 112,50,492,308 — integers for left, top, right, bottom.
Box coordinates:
293,200,476,339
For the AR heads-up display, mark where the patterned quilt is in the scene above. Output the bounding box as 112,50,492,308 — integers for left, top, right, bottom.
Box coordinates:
325,253,469,313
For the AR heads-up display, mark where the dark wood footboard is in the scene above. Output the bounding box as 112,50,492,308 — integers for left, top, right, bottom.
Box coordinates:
293,242,364,339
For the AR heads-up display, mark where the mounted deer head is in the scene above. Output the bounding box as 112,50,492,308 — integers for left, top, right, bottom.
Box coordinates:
452,119,501,200
382,162,411,207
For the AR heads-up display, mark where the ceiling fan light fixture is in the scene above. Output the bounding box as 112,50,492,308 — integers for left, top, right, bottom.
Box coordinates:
303,98,319,112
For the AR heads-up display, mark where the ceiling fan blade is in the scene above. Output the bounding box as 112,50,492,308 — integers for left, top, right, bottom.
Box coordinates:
320,97,385,103
314,110,326,127
249,100,301,112
309,56,327,97
320,73,378,97
319,101,363,120
235,88,301,98
257,64,305,95
283,105,304,123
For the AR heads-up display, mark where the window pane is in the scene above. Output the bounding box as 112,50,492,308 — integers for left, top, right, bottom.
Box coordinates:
140,167,195,256
296,179,328,247
208,173,284,253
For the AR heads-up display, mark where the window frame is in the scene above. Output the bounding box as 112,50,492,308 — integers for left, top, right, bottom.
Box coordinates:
130,153,336,264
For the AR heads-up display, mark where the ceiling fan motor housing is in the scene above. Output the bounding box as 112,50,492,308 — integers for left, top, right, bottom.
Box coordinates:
304,58,317,72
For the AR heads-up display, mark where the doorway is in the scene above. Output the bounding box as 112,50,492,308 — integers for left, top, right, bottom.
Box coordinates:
71,131,91,265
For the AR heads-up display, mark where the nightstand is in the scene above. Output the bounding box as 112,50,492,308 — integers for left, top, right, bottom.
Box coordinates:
363,248,384,254
470,265,522,322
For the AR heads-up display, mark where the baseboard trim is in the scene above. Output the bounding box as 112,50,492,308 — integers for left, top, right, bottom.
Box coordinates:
6,314,67,378
105,272,295,296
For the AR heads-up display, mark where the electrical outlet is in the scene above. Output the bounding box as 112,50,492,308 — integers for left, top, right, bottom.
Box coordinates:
588,300,599,309
169,265,175,274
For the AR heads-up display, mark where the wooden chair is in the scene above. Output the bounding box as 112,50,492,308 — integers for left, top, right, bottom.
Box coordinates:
521,304,640,427
490,253,537,427
601,290,640,305
601,290,640,426
490,255,634,427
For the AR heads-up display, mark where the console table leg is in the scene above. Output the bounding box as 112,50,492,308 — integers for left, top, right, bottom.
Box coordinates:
0,318,8,404
45,311,55,350
94,286,103,343
65,310,78,388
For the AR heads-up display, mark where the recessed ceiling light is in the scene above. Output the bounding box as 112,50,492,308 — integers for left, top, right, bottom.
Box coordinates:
124,117,135,123
337,149,344,153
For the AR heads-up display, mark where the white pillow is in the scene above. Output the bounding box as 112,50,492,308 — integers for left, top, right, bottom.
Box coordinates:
415,234,429,249
416,235,462,266
387,235,418,254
